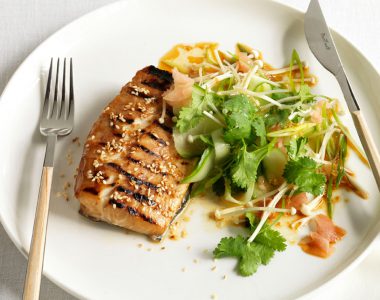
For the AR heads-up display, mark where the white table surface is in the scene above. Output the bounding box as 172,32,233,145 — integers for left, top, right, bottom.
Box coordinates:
1,0,379,299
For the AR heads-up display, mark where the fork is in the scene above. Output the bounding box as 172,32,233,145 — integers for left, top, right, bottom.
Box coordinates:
23,58,74,300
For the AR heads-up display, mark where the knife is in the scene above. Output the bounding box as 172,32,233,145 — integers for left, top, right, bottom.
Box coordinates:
304,0,380,189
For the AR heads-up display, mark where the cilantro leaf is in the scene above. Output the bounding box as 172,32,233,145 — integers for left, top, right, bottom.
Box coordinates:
255,226,287,252
283,157,326,195
213,236,246,258
252,117,267,146
231,141,274,189
239,251,261,276
223,95,256,143
176,85,218,133
286,137,308,161
264,107,290,128
213,214,287,276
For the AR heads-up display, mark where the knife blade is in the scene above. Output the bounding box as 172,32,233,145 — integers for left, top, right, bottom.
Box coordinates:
304,0,380,189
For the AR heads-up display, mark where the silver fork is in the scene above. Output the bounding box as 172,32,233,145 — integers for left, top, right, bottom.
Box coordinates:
23,58,74,300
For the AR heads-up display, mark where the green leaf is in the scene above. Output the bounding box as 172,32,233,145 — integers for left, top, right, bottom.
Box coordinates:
238,251,261,276
213,236,246,258
286,137,308,160
213,214,287,277
252,117,267,146
283,157,326,196
223,95,257,143
264,107,291,128
176,85,220,133
231,141,275,189
255,225,287,252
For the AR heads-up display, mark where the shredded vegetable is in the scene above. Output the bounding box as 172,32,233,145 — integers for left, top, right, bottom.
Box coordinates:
159,42,368,276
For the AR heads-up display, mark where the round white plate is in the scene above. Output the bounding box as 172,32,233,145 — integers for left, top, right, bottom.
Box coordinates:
1,0,380,299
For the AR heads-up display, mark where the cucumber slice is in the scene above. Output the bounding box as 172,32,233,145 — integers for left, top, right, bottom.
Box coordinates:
173,117,222,158
212,129,230,163
182,147,215,183
173,129,205,158
263,148,287,183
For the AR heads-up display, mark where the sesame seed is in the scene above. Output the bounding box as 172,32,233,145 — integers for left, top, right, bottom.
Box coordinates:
112,204,116,209
137,243,143,248
181,267,186,272
222,275,227,280
193,259,198,264
160,246,166,250
211,266,217,271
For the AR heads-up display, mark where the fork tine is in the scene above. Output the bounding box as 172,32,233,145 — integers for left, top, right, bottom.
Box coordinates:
59,58,66,119
42,58,53,118
67,58,74,120
50,58,60,119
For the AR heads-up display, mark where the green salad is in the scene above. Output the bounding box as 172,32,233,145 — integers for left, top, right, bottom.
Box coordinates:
159,42,367,276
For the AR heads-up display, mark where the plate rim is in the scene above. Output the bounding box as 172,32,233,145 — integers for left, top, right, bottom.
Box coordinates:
0,0,379,299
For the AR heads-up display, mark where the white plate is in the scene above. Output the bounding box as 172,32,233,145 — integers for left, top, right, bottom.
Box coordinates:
1,0,380,299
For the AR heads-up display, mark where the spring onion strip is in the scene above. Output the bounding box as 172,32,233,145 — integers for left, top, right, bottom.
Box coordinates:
202,72,233,90
248,183,289,243
202,111,226,127
276,77,316,84
318,124,338,159
261,95,301,110
254,89,290,95
242,65,259,90
264,62,307,75
193,71,220,83
214,49,226,71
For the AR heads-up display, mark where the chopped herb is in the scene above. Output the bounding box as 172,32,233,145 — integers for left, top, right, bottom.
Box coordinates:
283,157,326,196
213,214,286,276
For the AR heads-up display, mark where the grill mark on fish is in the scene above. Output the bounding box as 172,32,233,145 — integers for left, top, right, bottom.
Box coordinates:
83,187,98,195
141,214,155,224
125,156,167,176
126,206,156,224
106,162,158,190
116,185,156,206
145,131,167,146
136,144,160,157
154,120,172,133
113,132,123,138
142,80,168,91
109,198,126,208
127,206,139,216
145,65,173,84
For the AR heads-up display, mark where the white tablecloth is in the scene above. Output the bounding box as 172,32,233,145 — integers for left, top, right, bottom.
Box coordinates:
1,0,379,299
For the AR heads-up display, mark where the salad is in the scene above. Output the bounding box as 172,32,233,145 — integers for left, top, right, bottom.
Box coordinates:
159,42,368,276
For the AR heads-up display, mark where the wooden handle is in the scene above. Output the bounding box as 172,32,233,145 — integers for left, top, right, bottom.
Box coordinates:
23,167,53,300
352,111,380,189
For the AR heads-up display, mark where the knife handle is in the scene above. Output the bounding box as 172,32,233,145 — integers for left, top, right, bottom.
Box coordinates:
335,68,380,190
351,110,380,189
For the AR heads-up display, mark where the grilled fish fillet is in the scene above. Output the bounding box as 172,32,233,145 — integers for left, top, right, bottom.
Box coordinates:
74,66,192,239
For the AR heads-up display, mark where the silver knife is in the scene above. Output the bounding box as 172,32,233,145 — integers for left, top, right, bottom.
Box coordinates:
305,0,380,189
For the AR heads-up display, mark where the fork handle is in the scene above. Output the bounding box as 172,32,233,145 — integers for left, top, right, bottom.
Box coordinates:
23,134,56,300
23,167,53,300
